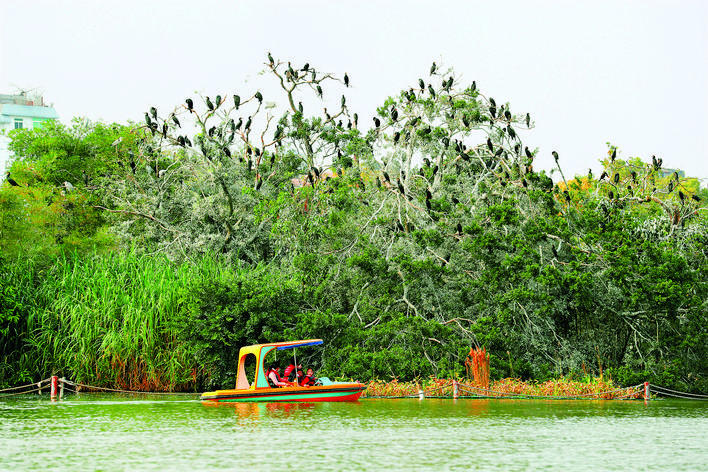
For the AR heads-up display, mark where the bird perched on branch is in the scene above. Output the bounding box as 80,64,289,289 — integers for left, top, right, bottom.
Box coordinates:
5,171,19,187
430,62,437,75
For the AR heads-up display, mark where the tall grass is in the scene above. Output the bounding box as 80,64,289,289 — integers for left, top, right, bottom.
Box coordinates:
26,251,234,391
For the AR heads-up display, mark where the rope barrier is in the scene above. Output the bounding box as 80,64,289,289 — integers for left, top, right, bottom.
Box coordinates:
0,386,47,399
0,378,50,393
649,384,708,401
68,380,200,396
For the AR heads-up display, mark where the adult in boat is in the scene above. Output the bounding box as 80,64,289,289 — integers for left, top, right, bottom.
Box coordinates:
266,364,290,387
283,363,302,382
300,368,317,386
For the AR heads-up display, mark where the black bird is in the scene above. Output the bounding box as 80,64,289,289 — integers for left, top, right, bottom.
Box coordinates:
489,106,496,120
432,165,438,176
206,96,214,110
397,179,405,195
679,190,685,202
185,136,192,147
471,81,476,93
613,172,620,184
426,199,432,211
235,117,243,130
234,95,241,109
489,97,496,108
223,147,231,157
426,189,432,200
171,114,180,128
244,116,252,131
353,113,358,126
344,73,350,87
506,126,516,139
383,171,390,183
186,98,194,112
525,147,533,160
301,63,309,72
462,115,470,127
692,194,701,202
427,84,436,98
525,113,530,127
255,91,263,104
144,112,152,127
588,169,593,180
255,177,262,190
430,62,437,75
298,102,304,114
391,108,398,122
456,222,463,234
487,138,494,153
373,117,381,128
451,196,459,205
215,95,222,109
599,171,608,180
316,85,323,98
610,148,616,162
393,131,400,143
341,95,346,108
608,190,614,200
631,171,637,182
552,151,559,162
5,171,19,186
324,108,331,121
150,107,157,120
419,78,425,90
268,52,274,65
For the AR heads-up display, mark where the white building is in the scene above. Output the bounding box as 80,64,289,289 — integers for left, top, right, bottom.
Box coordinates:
0,92,59,172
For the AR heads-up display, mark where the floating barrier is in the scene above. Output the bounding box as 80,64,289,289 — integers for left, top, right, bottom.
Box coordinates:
1,378,707,401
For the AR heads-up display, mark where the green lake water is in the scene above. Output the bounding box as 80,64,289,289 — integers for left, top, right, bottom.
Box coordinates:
2,394,707,471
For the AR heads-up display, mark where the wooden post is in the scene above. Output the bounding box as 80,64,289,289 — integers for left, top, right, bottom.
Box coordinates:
37,381,42,395
418,389,424,400
59,378,65,399
644,382,650,401
50,376,58,400
453,380,459,399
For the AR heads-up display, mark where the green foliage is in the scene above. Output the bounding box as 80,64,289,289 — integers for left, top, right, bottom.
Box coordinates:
1,56,707,393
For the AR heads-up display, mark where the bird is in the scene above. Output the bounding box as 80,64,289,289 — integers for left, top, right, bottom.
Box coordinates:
525,147,533,160
144,112,152,127
158,169,167,179
171,114,180,128
383,171,390,183
397,179,405,195
613,172,620,184
5,171,19,186
426,189,432,200
391,108,398,122
373,117,381,128
206,96,214,110
487,138,494,153
186,98,194,112
552,151,559,162
111,137,123,147
63,181,75,193
599,171,608,180
235,117,243,130
316,85,323,98
341,95,346,108
419,78,425,90
427,84,436,98
430,61,437,75
610,148,616,162
244,116,252,131
233,95,241,109
255,91,263,104
456,222,463,234
393,131,400,143
150,107,157,120
344,73,350,87
301,63,310,72
268,52,274,65
298,102,304,114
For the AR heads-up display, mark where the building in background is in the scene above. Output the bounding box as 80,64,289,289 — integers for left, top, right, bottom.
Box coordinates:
0,92,59,171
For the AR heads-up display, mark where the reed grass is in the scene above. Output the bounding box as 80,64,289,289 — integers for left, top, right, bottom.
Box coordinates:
25,251,235,391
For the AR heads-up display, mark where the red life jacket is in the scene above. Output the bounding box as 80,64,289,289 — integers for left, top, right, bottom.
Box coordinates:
266,368,286,386
300,375,316,386
283,364,296,379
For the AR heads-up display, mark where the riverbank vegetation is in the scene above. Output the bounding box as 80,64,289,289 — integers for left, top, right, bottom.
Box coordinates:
2,55,707,393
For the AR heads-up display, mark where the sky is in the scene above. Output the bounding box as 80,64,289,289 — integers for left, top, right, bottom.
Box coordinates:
1,0,706,183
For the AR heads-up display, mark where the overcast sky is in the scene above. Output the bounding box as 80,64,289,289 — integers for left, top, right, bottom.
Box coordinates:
2,0,706,183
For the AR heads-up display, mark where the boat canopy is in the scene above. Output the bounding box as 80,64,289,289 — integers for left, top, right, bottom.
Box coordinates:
276,340,323,350
234,339,323,390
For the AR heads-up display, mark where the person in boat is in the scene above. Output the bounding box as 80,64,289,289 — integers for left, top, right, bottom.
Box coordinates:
266,363,291,388
300,368,317,386
283,363,302,382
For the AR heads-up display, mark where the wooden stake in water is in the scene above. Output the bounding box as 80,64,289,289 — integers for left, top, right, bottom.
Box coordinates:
50,376,58,401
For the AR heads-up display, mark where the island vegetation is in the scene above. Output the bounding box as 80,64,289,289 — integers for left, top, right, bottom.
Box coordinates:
1,55,706,394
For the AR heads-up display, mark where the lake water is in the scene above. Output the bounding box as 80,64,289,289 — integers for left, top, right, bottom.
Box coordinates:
2,394,708,471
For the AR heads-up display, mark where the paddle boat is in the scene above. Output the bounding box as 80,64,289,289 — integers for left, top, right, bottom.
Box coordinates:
200,339,365,402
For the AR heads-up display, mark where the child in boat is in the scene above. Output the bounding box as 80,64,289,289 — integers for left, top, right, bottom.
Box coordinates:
300,368,317,386
266,363,290,388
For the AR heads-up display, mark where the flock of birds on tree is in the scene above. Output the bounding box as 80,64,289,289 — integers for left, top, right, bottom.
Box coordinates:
6,55,701,238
